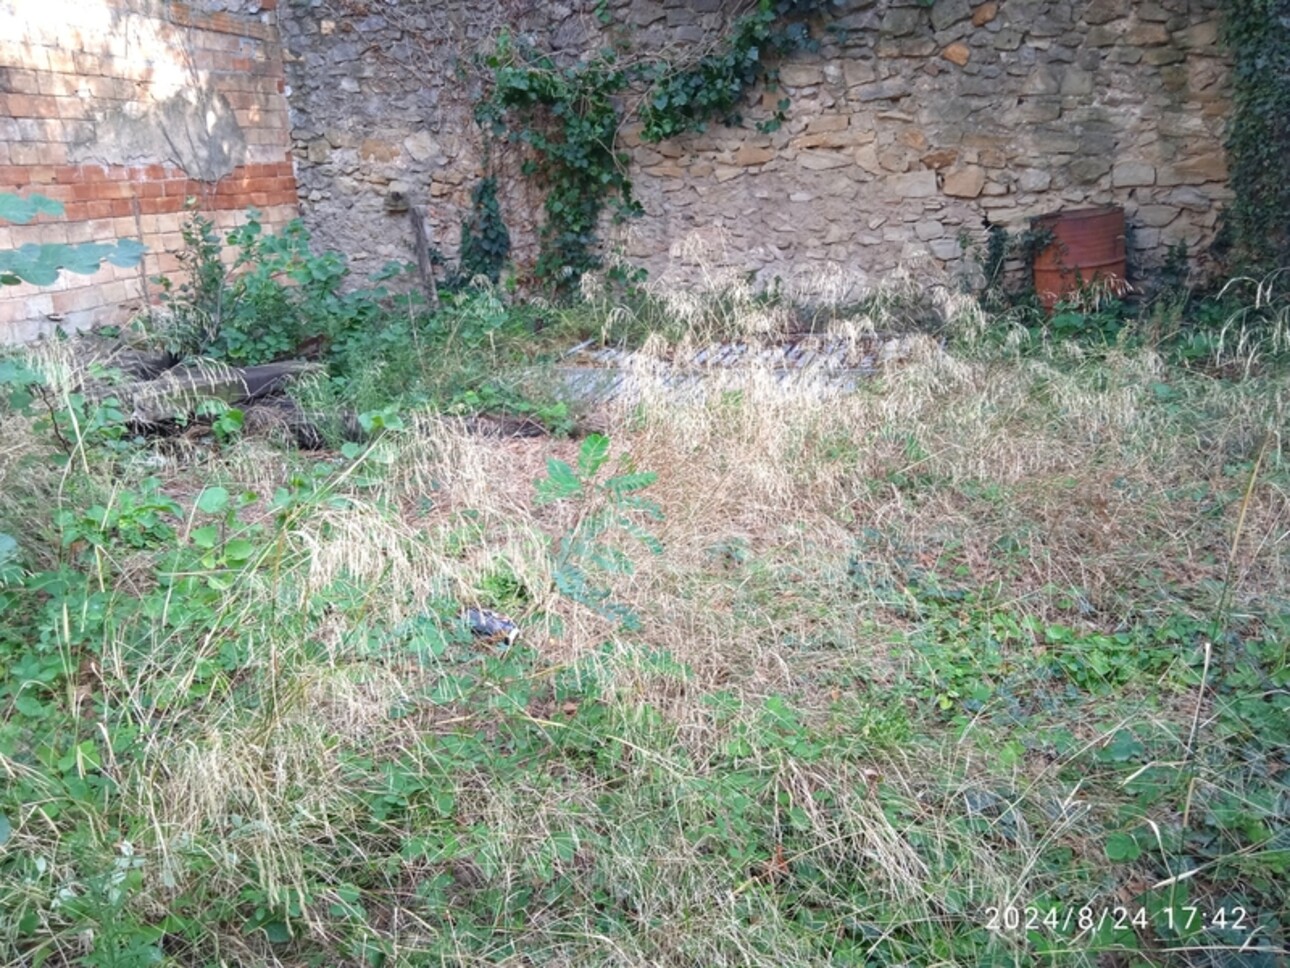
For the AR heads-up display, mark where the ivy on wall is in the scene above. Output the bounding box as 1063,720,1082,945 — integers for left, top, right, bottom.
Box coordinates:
1221,0,1290,271
476,0,847,291
458,176,511,284
476,33,637,289
639,0,834,142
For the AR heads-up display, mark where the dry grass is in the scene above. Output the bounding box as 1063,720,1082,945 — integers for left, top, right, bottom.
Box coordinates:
1,275,1287,966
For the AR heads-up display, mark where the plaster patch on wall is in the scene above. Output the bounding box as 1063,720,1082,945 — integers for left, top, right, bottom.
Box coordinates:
70,87,248,181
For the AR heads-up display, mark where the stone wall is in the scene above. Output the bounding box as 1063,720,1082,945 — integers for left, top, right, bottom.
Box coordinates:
0,0,297,342
281,0,1230,295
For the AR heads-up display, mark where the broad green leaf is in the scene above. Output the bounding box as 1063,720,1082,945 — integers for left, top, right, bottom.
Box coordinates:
262,921,292,944
1105,831,1141,862
196,486,230,515
0,360,42,387
15,694,46,718
536,458,580,503
0,812,10,846
578,433,610,477
190,525,220,550
223,538,255,564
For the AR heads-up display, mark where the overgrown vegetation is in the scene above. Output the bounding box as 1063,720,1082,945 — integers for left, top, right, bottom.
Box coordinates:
455,176,512,286
1,229,1287,964
1222,0,1290,271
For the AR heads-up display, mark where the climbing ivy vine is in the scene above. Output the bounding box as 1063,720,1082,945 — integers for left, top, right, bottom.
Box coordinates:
476,34,637,292
1221,0,1290,271
458,176,511,284
639,0,831,142
476,0,844,292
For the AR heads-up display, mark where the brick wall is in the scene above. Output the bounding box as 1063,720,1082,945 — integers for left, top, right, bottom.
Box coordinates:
0,0,297,343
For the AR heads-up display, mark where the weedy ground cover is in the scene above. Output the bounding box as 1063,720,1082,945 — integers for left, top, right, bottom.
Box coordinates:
0,263,1286,967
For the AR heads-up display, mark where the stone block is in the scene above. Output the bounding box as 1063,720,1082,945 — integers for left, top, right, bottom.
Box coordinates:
921,148,959,170
1108,47,1143,65
1175,20,1219,49
805,115,849,134
1060,67,1094,95
942,42,971,66
780,64,824,87
880,7,924,36
1083,0,1127,25
929,237,964,260
1143,48,1185,66
855,79,912,101
797,149,851,170
854,143,882,174
735,144,775,166
1011,98,1062,123
915,219,945,240
878,147,913,172
822,223,850,244
930,0,972,32
978,147,1007,168
993,29,1023,51
1172,152,1227,182
1134,205,1178,227
898,128,928,150
891,169,938,198
1087,25,1123,47
843,60,877,86
1166,186,1210,211
1111,161,1154,187
306,138,330,163
627,1,664,26
942,165,986,197
1023,67,1061,95
1129,227,1161,248
972,2,998,27
1125,23,1169,46
402,130,442,164
1069,156,1111,183
794,128,875,149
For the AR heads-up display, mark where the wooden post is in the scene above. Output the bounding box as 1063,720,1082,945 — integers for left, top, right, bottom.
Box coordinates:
410,206,439,309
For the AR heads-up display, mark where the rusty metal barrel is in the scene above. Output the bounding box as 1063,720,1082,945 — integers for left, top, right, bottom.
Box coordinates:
1032,205,1127,310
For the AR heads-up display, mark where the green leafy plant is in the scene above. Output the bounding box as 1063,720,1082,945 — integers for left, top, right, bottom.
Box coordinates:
478,34,638,291
156,208,354,365
638,0,829,141
534,433,662,629
456,176,511,285
1222,1,1290,270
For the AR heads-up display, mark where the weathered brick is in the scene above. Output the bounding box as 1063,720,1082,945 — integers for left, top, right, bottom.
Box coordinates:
2,68,41,94
139,198,178,215
51,286,103,314
5,93,60,117
44,48,76,74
